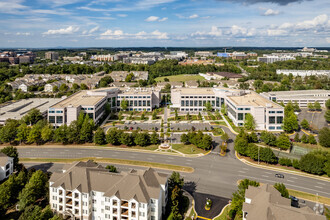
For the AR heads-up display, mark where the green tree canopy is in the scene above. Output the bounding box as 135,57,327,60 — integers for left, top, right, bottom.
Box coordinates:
318,127,330,148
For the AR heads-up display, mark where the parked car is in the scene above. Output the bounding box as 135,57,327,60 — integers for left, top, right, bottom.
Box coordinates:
275,173,284,178
290,196,299,202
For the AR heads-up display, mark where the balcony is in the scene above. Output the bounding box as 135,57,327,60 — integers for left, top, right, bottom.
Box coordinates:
66,191,72,197
66,199,72,206
121,201,128,207
121,208,129,216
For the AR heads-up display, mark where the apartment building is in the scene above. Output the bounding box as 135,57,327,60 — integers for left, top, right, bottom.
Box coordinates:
261,90,330,108
47,87,160,126
171,87,284,131
45,80,65,92
243,184,325,220
49,161,168,220
0,153,14,181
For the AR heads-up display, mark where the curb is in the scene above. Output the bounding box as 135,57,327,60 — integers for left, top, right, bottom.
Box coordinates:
212,204,230,220
235,152,330,183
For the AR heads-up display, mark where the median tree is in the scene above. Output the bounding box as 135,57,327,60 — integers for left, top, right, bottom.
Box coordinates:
221,132,229,143
274,183,289,198
318,127,330,148
94,127,106,145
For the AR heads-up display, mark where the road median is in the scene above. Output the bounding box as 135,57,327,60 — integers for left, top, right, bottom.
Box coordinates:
20,157,194,173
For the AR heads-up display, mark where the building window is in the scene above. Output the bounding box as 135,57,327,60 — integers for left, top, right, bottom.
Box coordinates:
238,108,243,110
269,126,275,130
49,110,55,113
238,113,244,120
113,200,117,206
140,212,145,217
151,207,155,212
277,111,283,114
105,206,110,211
49,116,55,123
245,108,251,110
277,116,283,124
56,110,63,113
269,111,275,114
277,126,282,130
56,116,63,124
269,116,276,124
151,216,156,220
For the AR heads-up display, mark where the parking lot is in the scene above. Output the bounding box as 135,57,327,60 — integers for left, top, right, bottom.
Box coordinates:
297,109,327,130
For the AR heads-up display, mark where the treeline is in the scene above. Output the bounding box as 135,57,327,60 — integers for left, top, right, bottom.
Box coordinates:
0,146,62,220
234,130,330,177
180,131,213,150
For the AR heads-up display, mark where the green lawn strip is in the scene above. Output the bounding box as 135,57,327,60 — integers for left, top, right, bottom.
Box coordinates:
20,157,194,173
213,204,231,220
294,142,330,152
155,74,205,82
287,189,330,205
101,144,159,151
212,127,224,136
172,144,206,154
168,115,198,121
223,115,240,133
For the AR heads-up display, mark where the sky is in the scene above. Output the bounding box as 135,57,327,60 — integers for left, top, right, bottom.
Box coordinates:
0,0,329,48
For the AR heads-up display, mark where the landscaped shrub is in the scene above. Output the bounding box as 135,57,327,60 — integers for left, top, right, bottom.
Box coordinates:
279,158,292,167
292,159,300,169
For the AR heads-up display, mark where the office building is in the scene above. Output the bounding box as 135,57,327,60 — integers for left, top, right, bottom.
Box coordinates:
45,51,59,61
171,87,284,131
0,153,14,181
47,87,160,126
243,184,325,220
257,55,295,64
195,51,213,57
261,90,330,108
49,161,168,220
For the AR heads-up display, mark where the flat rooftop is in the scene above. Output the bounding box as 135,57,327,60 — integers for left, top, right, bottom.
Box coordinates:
263,90,330,96
0,98,62,123
119,88,159,95
228,92,282,108
51,91,105,108
176,88,215,95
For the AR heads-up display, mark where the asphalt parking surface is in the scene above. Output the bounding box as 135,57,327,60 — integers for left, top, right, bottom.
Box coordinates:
297,109,327,129
192,192,229,219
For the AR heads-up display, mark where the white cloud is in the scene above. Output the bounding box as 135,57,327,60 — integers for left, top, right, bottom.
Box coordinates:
267,29,288,36
326,37,330,43
39,0,84,7
89,26,99,34
43,26,80,35
189,14,199,19
77,6,112,12
117,14,127,17
145,16,159,22
159,17,168,22
0,0,27,14
99,29,169,40
263,9,280,16
16,32,31,36
296,14,328,30
145,16,168,22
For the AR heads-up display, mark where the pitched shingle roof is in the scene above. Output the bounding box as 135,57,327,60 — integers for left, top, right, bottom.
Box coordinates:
50,161,168,203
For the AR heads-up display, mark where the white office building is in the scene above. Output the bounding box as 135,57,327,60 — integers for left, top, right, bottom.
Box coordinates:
276,69,330,77
171,87,284,131
0,152,14,181
257,55,295,64
49,161,168,220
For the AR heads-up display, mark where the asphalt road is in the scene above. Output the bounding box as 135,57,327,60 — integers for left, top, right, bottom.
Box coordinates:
18,145,330,199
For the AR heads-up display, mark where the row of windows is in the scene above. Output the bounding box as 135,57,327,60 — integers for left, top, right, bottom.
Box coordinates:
269,111,283,114
49,116,63,124
269,116,283,124
269,126,282,130
238,108,251,111
181,100,215,107
82,107,94,110
180,108,204,112
118,100,151,107
181,96,215,99
119,96,151,99
49,110,63,113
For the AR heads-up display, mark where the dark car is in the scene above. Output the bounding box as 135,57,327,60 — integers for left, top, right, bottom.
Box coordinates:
289,196,299,202
275,173,284,178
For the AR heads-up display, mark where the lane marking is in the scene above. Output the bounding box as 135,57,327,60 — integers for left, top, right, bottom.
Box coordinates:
317,182,326,186
315,186,323,189
238,171,245,173
289,177,298,179
287,180,295,183
262,175,269,178
243,168,249,170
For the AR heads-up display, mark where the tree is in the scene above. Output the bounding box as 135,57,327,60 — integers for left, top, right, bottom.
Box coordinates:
80,83,88,90
174,109,179,121
300,119,310,130
23,109,43,125
253,80,263,90
152,110,157,120
59,83,68,92
41,125,53,142
244,113,255,131
260,131,277,146
79,116,94,143
134,132,150,146
274,183,289,198
318,127,330,148
1,146,19,170
105,165,117,173
301,134,308,143
53,125,68,144
125,73,134,82
307,102,315,111
120,99,128,111
16,123,30,144
284,102,294,117
221,132,229,143
18,170,49,210
326,99,330,110
106,129,120,145
248,132,258,143
168,171,184,190
294,132,300,142
234,138,248,156
299,152,325,175
325,110,330,122
308,134,317,144
283,112,298,133
141,112,145,120
276,134,291,150
52,85,58,92
94,127,106,145
66,120,80,143
150,131,159,145
259,147,277,164
200,135,213,150
180,133,189,144
186,112,190,120
0,120,19,143
293,101,300,112
72,83,80,91
204,101,212,112
314,102,321,111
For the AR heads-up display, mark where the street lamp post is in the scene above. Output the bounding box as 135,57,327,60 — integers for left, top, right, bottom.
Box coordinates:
258,145,260,164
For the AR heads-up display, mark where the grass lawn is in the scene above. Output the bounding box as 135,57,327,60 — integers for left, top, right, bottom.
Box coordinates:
294,142,330,152
155,74,205,82
127,116,149,121
212,127,224,136
288,189,330,205
168,115,199,121
20,157,194,172
214,205,231,220
172,144,206,154
223,114,240,133
105,144,159,151
211,121,228,126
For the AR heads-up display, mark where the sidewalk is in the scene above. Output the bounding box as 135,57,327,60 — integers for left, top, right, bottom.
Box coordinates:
219,113,238,135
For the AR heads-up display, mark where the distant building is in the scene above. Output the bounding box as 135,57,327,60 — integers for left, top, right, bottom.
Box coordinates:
257,55,296,64
205,72,243,81
45,81,66,92
261,90,330,108
18,83,28,92
243,184,325,220
49,161,168,220
232,52,248,60
217,53,229,58
185,80,198,88
63,56,83,62
0,152,14,181
45,51,59,61
276,70,330,77
195,51,213,57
